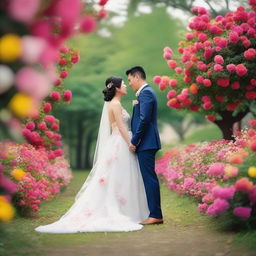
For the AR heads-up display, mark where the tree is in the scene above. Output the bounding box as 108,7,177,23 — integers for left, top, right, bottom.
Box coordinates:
154,2,256,140
129,0,249,17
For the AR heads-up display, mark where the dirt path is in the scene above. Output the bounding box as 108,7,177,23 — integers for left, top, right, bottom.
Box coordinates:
38,174,255,256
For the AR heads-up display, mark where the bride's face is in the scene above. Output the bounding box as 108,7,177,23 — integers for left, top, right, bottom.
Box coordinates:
116,81,127,95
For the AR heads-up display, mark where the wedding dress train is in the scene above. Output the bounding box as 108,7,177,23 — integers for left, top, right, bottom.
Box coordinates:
35,103,149,233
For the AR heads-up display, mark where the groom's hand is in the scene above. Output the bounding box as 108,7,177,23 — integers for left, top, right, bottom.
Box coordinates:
129,143,136,153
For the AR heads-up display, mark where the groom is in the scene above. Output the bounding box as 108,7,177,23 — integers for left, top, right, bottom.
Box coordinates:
126,66,163,225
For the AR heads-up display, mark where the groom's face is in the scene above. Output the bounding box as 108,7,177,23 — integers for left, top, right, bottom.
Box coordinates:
127,74,138,91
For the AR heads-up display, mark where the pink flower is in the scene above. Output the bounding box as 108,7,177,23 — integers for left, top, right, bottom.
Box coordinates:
60,70,68,79
198,33,208,42
236,64,247,77
203,79,212,87
51,123,59,131
211,186,235,200
59,58,67,66
226,64,236,72
198,203,208,213
71,55,80,64
50,91,61,101
204,47,213,59
26,121,35,131
98,9,108,19
233,207,252,219
206,199,230,215
169,79,177,88
21,36,45,64
249,120,256,127
229,31,239,43
44,115,55,123
43,102,52,113
244,48,256,60
203,102,212,110
196,75,204,84
37,122,47,131
183,177,195,189
80,16,97,33
235,178,253,193
15,67,51,99
167,90,176,99
207,162,225,176
175,67,183,74
214,64,223,72
54,79,62,86
168,60,177,69
153,76,161,84
64,90,72,102
163,52,172,60
214,55,224,64
8,0,40,23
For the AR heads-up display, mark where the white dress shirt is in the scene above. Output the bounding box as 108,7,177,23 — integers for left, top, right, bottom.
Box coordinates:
135,83,148,97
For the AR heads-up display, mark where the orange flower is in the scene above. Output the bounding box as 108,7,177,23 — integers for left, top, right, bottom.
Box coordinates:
189,83,198,94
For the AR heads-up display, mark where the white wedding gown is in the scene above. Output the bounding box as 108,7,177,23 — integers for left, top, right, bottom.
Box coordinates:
35,103,149,233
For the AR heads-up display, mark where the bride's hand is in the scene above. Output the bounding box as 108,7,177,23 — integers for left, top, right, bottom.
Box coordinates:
129,143,136,153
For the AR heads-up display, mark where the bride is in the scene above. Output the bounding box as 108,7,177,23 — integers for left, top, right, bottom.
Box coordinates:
35,76,149,233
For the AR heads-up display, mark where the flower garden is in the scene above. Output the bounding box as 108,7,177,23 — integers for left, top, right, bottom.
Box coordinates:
155,0,256,229
0,0,256,242
0,0,109,222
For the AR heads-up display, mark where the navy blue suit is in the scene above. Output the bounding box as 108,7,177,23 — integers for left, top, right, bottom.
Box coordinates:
131,85,163,219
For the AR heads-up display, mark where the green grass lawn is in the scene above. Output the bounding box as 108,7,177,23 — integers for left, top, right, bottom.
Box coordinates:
1,170,256,256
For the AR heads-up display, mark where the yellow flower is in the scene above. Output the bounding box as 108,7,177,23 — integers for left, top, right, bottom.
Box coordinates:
11,168,26,181
248,167,256,178
8,93,34,118
0,196,15,222
0,34,22,62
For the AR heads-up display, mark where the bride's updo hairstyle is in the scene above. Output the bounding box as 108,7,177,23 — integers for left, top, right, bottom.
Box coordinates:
102,76,122,102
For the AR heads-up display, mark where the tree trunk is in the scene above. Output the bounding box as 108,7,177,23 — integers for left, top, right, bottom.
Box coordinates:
76,119,84,170
84,130,94,169
214,110,249,140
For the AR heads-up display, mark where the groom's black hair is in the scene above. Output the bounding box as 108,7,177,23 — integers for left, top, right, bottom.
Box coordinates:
125,66,146,80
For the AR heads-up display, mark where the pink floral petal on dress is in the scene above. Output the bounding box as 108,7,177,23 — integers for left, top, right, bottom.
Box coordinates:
98,177,106,184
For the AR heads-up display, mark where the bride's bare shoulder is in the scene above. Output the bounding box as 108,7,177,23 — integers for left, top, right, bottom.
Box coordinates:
109,100,121,108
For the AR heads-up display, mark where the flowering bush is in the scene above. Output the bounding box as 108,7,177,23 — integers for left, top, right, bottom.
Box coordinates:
154,0,256,139
22,47,79,158
0,0,108,127
156,121,256,229
0,141,72,217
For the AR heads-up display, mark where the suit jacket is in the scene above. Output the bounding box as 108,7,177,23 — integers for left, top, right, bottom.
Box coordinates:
131,85,161,152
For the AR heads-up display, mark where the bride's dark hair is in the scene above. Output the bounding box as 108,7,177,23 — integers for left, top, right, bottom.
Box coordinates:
102,76,123,102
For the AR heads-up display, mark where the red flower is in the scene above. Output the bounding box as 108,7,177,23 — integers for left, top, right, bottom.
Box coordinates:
80,16,97,33
99,0,108,6
50,91,61,101
203,79,212,87
206,115,216,122
26,121,35,131
245,91,256,99
168,60,177,69
98,9,108,19
217,78,230,87
54,79,61,86
60,70,68,79
236,64,247,77
59,58,67,66
43,102,52,113
63,90,72,102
